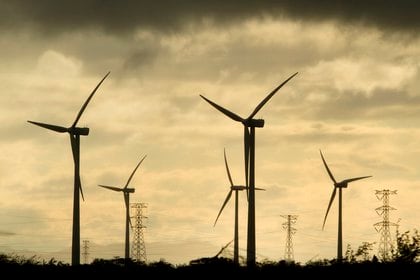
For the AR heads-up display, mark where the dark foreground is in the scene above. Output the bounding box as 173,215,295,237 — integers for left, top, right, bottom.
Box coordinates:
1,258,419,279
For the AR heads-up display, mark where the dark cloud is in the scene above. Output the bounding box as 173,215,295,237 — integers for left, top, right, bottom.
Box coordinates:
123,47,161,71
2,1,420,36
278,0,420,34
312,87,420,121
0,230,15,236
269,86,420,123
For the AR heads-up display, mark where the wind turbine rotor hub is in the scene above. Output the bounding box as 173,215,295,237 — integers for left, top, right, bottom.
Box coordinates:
124,188,135,193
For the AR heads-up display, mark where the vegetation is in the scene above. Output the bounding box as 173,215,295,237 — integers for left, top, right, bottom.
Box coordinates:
1,230,419,277
393,229,420,263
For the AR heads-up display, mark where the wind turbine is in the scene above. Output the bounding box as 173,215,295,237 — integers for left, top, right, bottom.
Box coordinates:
98,155,147,261
213,149,264,265
28,72,110,265
320,150,371,262
200,72,298,265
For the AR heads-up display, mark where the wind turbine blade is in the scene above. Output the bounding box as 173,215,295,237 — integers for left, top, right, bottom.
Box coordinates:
245,186,265,191
322,187,337,230
72,71,110,127
342,176,372,184
78,175,85,202
241,187,266,191
27,121,68,133
200,94,244,123
69,134,84,201
98,185,123,192
223,149,234,187
247,72,298,119
244,126,250,201
320,150,337,184
124,193,129,209
124,155,147,188
214,239,234,258
124,194,133,228
213,190,233,227
69,134,78,166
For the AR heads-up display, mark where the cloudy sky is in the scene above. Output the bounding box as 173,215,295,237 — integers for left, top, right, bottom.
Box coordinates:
0,1,419,264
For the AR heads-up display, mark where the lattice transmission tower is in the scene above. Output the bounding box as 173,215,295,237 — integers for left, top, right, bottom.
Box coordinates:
81,239,90,264
281,215,298,262
373,189,398,261
131,202,147,262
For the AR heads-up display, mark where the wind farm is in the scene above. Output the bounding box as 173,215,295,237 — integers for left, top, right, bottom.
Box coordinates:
1,1,420,273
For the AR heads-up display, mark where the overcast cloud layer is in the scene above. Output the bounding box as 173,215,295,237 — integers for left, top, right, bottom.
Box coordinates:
0,1,419,264
2,0,420,35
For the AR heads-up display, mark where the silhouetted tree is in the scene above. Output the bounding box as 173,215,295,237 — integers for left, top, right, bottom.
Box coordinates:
355,242,375,262
344,242,375,263
392,229,420,263
345,244,356,263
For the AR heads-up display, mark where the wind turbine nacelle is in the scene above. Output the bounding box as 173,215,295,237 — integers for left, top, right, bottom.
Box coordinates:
231,185,246,191
70,127,90,136
247,119,265,128
335,183,348,188
125,188,135,193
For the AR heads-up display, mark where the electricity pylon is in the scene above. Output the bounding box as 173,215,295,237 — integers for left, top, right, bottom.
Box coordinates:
373,189,398,261
131,203,147,262
82,239,90,264
281,215,298,262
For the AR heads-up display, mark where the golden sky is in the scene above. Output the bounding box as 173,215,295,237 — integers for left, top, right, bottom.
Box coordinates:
0,1,419,264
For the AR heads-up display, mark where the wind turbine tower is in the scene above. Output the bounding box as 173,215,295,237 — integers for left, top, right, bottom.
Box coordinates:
200,72,298,266
131,202,148,263
374,189,398,261
281,215,297,262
